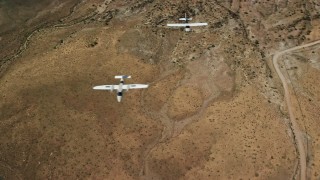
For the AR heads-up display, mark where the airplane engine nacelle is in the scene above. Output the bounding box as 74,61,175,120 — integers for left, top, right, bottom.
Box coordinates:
185,27,191,32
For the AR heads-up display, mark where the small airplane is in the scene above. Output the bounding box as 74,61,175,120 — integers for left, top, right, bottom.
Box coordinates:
93,75,149,102
167,13,208,32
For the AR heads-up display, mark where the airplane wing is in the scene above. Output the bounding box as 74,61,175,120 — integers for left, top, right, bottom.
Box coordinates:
187,23,208,26
93,85,119,90
167,23,208,27
122,84,149,90
167,23,188,27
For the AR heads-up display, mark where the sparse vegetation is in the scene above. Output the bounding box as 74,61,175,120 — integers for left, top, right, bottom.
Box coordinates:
0,0,320,179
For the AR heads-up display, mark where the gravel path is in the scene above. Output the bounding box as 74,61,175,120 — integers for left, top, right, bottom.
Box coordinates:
273,39,320,180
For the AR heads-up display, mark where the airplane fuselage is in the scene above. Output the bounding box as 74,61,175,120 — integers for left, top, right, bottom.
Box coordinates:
117,80,124,102
184,15,191,32
185,25,191,32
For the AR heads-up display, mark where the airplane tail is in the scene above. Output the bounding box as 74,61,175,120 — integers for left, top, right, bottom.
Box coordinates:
179,13,192,21
115,75,131,79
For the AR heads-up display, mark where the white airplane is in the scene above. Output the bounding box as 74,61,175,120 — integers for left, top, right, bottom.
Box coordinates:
93,75,148,102
167,13,208,32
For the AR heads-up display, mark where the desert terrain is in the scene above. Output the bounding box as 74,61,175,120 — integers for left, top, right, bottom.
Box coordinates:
0,0,320,179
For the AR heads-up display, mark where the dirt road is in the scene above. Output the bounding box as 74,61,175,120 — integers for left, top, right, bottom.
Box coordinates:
273,40,320,180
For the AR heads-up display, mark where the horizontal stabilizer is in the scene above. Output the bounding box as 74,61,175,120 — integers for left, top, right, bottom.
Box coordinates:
179,18,192,21
115,75,131,79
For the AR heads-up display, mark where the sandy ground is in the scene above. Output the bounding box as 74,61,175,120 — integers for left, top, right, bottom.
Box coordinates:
0,0,83,61
0,0,320,179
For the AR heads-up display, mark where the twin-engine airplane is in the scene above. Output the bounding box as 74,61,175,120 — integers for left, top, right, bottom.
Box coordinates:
93,75,148,102
167,13,208,32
